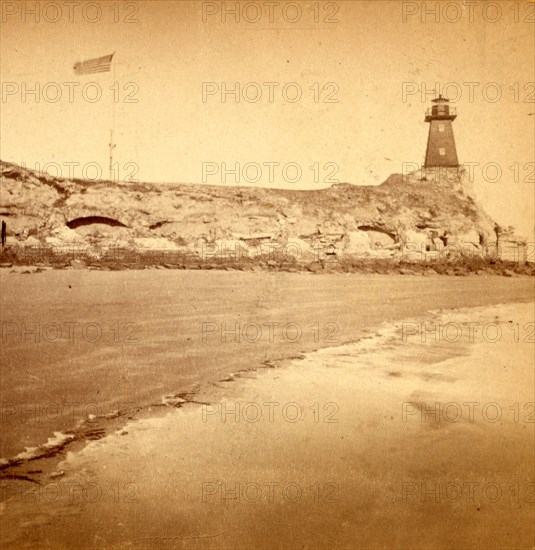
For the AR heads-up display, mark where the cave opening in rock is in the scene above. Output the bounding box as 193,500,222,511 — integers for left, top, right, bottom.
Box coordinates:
66,216,128,229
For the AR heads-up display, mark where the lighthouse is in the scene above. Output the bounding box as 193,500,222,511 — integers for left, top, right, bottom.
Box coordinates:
424,95,459,168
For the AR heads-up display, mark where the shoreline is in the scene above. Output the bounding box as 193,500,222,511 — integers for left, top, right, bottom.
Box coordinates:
1,271,534,463
1,300,533,549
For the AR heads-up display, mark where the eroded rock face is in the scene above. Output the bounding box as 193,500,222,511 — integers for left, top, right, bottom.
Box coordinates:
0,160,522,261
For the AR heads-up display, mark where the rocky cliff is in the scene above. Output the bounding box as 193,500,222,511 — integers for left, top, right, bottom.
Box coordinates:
0,160,527,264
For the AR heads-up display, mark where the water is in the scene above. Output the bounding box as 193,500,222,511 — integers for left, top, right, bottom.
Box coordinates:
1,269,533,463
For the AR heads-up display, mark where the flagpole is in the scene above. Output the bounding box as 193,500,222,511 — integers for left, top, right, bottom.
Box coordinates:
73,53,115,181
109,53,116,181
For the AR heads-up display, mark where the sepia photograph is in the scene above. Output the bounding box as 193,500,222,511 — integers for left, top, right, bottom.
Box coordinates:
0,1,534,548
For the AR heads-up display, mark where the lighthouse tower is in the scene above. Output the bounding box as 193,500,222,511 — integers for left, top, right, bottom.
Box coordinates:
424,95,459,168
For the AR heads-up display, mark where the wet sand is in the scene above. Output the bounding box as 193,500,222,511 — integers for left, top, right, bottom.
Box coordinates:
1,299,533,549
1,269,533,460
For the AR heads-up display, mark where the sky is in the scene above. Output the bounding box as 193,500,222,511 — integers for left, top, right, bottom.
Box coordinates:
1,0,534,239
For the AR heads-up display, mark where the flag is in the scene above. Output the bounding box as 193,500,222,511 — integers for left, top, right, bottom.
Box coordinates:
73,53,114,75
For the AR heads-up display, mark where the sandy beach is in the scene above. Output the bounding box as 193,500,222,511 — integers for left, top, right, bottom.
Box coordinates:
0,271,533,549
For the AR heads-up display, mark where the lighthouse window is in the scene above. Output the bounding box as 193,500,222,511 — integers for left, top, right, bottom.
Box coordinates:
438,124,445,132
439,148,446,156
